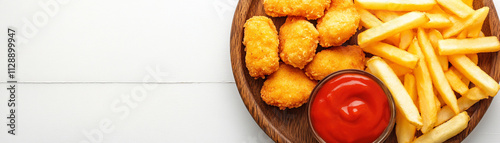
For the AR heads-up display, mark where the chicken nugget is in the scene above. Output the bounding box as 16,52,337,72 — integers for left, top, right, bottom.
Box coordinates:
279,17,319,69
243,16,280,79
305,45,365,80
263,0,331,20
261,64,318,110
317,0,360,47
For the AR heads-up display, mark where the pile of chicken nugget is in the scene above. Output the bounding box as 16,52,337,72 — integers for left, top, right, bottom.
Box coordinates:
243,0,363,110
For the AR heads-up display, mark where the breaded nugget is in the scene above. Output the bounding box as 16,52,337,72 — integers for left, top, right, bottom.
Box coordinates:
316,0,360,47
263,0,331,20
261,64,318,110
243,16,280,79
305,45,365,80
279,17,319,69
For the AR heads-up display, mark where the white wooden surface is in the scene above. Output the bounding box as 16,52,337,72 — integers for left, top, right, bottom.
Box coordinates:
0,0,498,142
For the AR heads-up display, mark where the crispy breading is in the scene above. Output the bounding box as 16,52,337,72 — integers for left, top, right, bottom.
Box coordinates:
305,45,365,80
243,16,280,79
263,0,331,20
317,0,360,47
279,16,319,69
261,64,318,110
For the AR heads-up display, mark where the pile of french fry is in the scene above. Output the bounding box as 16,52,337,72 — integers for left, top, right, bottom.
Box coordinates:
356,0,500,142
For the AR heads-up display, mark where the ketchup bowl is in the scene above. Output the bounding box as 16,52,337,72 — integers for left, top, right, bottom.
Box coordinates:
307,69,395,143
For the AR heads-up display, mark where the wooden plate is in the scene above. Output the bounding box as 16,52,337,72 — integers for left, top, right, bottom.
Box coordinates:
230,0,500,142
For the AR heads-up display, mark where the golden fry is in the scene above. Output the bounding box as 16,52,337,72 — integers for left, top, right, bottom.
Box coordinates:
367,56,423,128
399,30,413,50
428,29,449,71
450,67,471,87
408,38,437,133
418,28,460,114
385,59,412,77
436,96,478,126
414,112,470,143
317,0,359,47
464,87,489,101
404,73,418,105
395,110,416,143
243,16,279,79
436,0,474,18
279,17,319,69
438,36,500,55
357,7,400,45
468,8,488,38
445,68,469,96
466,53,479,65
448,55,500,96
357,7,383,28
263,0,331,20
305,45,365,80
261,64,317,110
373,10,403,22
422,13,452,29
362,42,419,69
443,7,489,38
358,11,429,47
355,0,436,11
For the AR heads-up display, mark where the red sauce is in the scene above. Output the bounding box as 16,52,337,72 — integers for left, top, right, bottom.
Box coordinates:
310,73,390,143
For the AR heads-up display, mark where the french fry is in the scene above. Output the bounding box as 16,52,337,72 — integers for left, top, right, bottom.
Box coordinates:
428,29,449,71
354,0,436,11
457,30,468,39
373,10,403,22
464,87,489,101
422,13,452,29
414,112,470,143
435,94,442,108
450,66,471,87
436,96,478,126
362,42,419,69
357,8,401,45
462,0,473,8
466,53,479,65
468,6,489,38
358,12,429,47
448,55,500,96
443,7,489,38
395,110,416,143
404,73,418,105
408,38,437,133
445,69,469,95
366,56,423,128
399,30,413,50
438,36,500,55
418,28,460,114
385,59,413,77
436,0,474,18
357,7,383,29
427,5,450,16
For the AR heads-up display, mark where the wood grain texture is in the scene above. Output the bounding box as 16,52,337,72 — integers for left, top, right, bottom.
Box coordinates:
230,0,500,142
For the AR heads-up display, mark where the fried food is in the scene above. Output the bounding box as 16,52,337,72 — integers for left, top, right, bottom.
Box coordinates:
261,64,318,110
243,16,280,79
317,0,360,47
279,17,319,69
263,0,331,20
304,45,365,80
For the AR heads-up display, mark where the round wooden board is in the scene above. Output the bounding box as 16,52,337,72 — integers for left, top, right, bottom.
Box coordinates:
230,0,500,142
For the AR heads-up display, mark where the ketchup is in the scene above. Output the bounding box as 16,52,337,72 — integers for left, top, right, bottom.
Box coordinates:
310,73,390,143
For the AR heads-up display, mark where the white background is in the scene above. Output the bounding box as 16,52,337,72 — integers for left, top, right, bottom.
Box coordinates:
0,0,499,142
